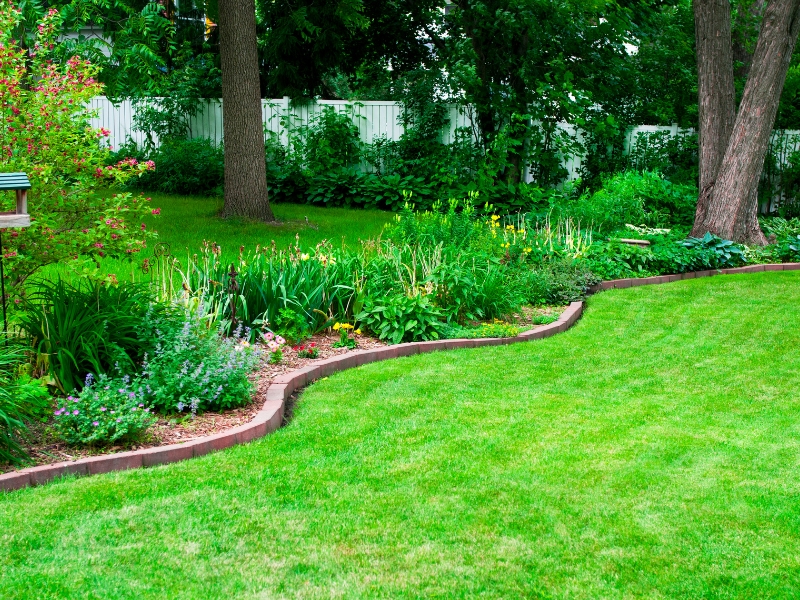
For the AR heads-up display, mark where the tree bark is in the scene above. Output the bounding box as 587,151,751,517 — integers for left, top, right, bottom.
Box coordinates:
693,0,800,243
692,0,737,228
218,0,275,221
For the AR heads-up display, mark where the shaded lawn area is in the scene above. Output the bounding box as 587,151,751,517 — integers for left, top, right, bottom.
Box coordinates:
45,192,391,282
2,272,800,599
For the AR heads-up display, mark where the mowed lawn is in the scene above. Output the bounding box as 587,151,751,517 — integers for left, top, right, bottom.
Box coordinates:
2,272,799,599
45,192,391,282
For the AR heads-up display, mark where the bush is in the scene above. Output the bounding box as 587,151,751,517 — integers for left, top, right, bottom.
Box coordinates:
523,259,600,305
555,171,697,233
53,374,156,446
113,138,224,196
139,316,260,414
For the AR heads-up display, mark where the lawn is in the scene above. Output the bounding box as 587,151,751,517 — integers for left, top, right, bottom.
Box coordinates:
2,272,800,599
43,192,391,282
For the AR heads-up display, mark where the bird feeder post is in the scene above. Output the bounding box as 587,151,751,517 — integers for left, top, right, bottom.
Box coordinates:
0,172,32,338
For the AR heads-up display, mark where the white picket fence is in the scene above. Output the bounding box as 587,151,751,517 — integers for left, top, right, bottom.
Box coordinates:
87,96,800,186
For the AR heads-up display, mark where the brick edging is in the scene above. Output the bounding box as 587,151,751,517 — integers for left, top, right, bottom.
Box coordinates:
3,262,797,492
588,262,800,292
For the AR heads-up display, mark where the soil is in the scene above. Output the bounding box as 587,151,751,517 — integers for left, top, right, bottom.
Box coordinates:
2,306,567,474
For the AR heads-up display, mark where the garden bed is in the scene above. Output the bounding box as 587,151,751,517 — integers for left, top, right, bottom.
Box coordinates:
1,308,565,475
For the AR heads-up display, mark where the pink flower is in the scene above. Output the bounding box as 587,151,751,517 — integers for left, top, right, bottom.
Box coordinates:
100,407,107,411
94,242,104,248
151,208,161,215
72,410,79,415
141,223,146,230
92,421,99,427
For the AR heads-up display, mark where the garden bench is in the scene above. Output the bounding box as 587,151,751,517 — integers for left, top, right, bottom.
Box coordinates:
0,172,31,228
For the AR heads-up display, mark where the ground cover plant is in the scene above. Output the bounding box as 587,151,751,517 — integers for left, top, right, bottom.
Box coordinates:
1,273,798,598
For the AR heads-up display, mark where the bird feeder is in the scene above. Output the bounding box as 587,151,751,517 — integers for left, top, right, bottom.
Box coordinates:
0,172,31,337
0,172,31,228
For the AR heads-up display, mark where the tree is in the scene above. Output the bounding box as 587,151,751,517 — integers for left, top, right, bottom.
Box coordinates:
692,0,800,243
217,0,275,221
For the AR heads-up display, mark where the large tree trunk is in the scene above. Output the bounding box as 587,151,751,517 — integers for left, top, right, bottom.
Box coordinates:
218,0,276,221
692,0,737,228
693,0,800,243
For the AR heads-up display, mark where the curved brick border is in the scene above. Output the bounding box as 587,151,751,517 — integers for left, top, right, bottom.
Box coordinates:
2,261,798,493
0,300,584,492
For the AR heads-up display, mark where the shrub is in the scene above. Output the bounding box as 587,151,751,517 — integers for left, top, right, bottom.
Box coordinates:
523,259,600,305
357,294,444,344
141,317,260,414
0,7,155,288
113,138,224,196
53,374,156,446
775,234,800,261
555,171,697,233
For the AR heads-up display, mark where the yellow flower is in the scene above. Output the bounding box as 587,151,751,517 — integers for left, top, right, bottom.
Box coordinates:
333,323,341,331
491,215,500,221
355,328,362,335
506,225,514,230
524,247,532,253
301,253,310,261
342,323,354,330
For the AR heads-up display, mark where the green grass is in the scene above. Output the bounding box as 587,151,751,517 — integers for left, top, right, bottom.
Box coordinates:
2,272,800,598
44,192,391,282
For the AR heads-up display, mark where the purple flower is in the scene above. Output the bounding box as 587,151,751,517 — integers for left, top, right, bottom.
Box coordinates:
138,403,144,407
143,408,150,413
72,410,79,415
92,421,99,427
53,409,60,416
129,392,136,399
73,398,79,403
100,407,107,412
116,418,122,423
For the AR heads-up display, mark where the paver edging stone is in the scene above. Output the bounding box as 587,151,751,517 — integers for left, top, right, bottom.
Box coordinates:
2,264,795,492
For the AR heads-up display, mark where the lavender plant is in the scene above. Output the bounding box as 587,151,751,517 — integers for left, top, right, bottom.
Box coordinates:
140,318,260,414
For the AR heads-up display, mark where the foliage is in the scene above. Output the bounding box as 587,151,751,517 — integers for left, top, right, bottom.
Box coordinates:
0,7,156,288
680,233,747,268
0,343,51,465
523,259,600,306
140,317,260,414
17,280,172,394
440,321,520,339
175,241,357,342
112,138,224,196
357,293,443,344
554,171,697,233
775,234,800,261
53,374,156,446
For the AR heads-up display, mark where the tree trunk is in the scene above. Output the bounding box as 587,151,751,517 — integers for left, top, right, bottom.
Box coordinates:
692,0,736,229
218,0,275,221
693,0,800,243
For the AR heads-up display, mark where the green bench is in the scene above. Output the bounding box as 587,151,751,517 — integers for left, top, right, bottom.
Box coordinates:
0,172,31,228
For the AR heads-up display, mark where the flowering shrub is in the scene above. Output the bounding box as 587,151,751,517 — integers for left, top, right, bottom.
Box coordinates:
142,319,260,413
294,342,319,359
53,374,156,446
0,7,156,288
